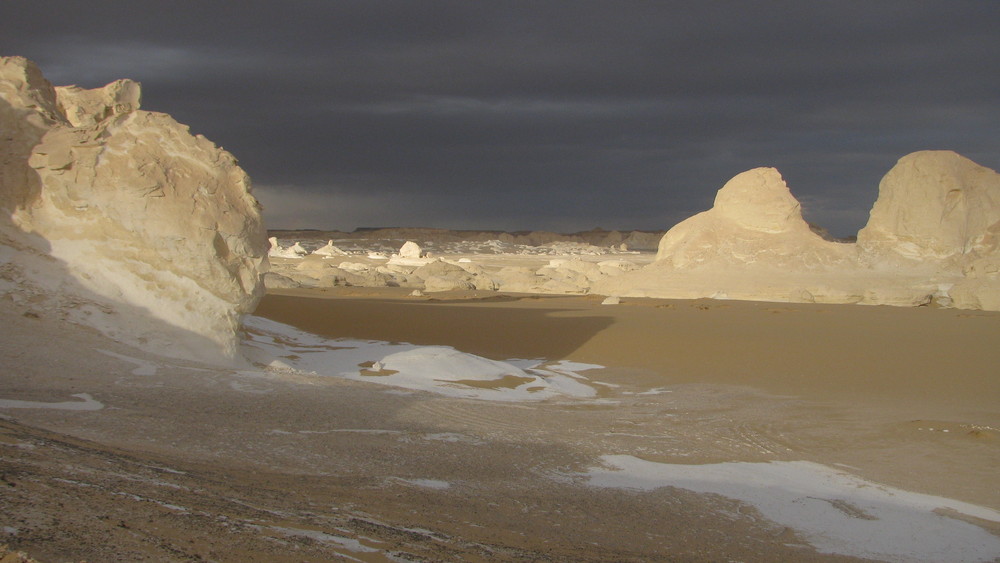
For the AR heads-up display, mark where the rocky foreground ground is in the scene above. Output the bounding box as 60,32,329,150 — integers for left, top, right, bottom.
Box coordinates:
4,289,1000,562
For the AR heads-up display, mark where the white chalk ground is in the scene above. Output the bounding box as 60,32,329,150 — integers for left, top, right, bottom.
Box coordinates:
238,315,1000,563
582,454,1000,563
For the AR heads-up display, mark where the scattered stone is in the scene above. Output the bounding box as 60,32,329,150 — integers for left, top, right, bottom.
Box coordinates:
313,240,347,256
399,240,423,259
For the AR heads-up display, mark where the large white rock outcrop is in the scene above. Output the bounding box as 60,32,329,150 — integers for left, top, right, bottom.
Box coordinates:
598,153,1000,309
0,57,268,362
654,167,852,270
595,168,858,303
858,151,1000,264
857,151,1000,309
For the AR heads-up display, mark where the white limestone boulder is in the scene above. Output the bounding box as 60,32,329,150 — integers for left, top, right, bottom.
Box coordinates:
412,259,467,280
597,259,640,276
268,237,308,258
313,239,348,256
423,275,476,292
411,259,477,292
493,266,544,293
399,240,423,259
0,57,268,362
594,167,859,303
855,151,1000,309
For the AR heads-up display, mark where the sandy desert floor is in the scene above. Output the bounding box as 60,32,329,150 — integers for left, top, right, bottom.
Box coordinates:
1,286,999,562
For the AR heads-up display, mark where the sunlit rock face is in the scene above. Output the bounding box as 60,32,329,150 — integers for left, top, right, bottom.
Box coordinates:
655,167,852,271
858,150,1000,264
712,167,806,233
598,154,1000,309
0,56,268,362
0,57,57,212
56,79,141,127
856,151,1000,310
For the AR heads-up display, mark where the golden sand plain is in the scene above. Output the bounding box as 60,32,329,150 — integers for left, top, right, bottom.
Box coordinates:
258,287,1000,412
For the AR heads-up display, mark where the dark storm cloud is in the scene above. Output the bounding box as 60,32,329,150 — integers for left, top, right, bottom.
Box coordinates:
4,1,998,235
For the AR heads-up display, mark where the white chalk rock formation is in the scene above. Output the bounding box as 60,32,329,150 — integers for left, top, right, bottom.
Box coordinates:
857,151,1000,309
535,258,603,292
595,167,863,303
599,154,1000,309
399,240,423,259
263,272,300,289
655,167,852,270
313,239,347,256
412,259,474,292
0,57,268,362
493,266,545,293
387,240,433,267
56,79,141,127
597,259,640,276
858,151,1000,264
268,237,308,258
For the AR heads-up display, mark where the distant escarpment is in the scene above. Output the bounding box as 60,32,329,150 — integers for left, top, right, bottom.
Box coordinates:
0,56,268,361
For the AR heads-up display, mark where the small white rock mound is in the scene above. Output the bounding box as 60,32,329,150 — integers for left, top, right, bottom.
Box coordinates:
268,237,308,258
386,240,433,267
0,57,268,362
313,239,347,256
399,240,424,259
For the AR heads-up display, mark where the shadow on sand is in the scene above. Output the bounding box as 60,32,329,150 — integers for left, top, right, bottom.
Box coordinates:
253,292,615,361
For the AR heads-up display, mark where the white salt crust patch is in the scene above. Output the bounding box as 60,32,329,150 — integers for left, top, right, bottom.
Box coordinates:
241,315,601,402
581,454,1000,563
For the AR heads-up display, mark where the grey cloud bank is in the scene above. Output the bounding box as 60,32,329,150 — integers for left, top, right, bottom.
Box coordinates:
4,1,998,237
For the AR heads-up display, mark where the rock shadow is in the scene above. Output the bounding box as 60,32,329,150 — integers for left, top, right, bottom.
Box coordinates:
253,293,615,361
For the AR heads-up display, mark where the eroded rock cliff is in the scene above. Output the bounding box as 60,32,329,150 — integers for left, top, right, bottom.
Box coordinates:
857,151,1000,309
0,56,268,362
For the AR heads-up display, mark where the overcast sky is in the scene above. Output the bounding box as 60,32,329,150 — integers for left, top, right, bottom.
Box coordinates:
4,1,998,236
